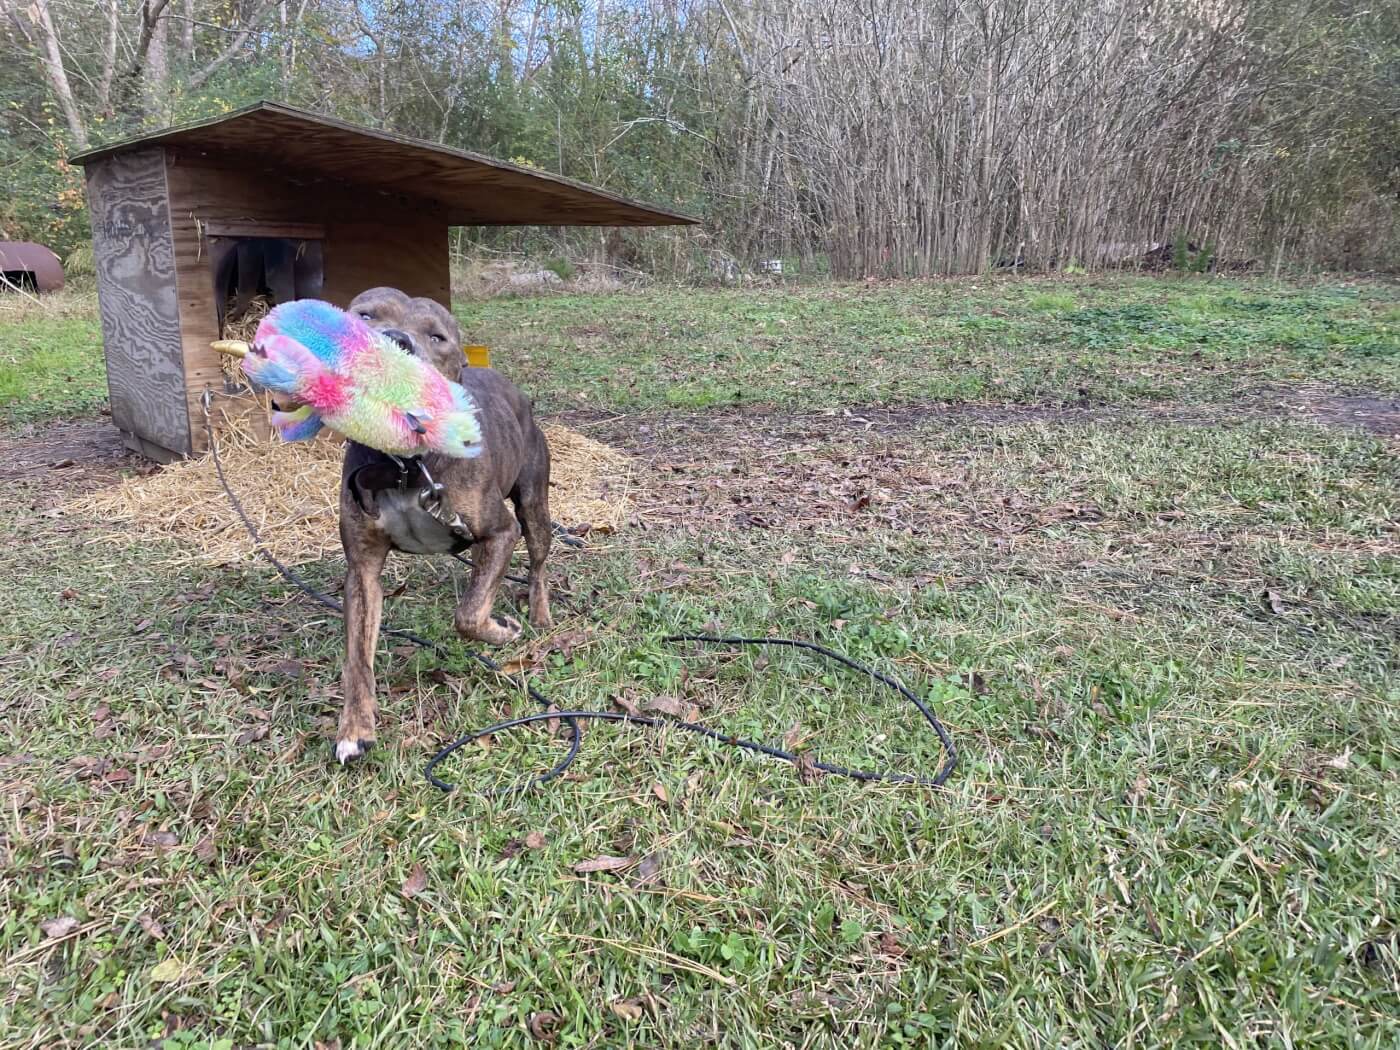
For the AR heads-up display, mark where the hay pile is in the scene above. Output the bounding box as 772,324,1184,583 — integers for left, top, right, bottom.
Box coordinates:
219,295,272,387
71,409,632,565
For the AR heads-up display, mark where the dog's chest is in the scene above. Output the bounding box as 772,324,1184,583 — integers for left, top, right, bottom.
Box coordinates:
373,489,464,555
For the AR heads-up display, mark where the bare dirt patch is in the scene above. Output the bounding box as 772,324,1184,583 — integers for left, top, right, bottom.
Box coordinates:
0,417,139,507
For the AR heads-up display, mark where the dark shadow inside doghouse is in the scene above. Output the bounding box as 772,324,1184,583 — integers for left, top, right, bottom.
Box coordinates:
210,235,324,391
1,270,39,293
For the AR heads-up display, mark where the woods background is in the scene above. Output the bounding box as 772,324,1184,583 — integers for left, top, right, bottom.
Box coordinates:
3,0,1398,278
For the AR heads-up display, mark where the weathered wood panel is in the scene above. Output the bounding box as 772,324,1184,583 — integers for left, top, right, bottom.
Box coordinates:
85,149,190,456
164,149,449,452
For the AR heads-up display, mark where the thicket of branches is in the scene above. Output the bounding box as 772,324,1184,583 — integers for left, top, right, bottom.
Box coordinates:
3,0,1397,277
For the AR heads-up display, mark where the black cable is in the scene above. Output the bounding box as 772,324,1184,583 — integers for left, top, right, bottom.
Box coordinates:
201,394,956,796
425,634,958,792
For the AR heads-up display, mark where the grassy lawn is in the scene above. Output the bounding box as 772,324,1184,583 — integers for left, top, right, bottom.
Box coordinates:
2,276,1397,424
1,275,1398,1048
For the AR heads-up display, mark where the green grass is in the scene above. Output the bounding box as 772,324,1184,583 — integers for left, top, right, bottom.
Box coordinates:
2,276,1398,1047
2,413,1397,1048
3,276,1397,426
0,315,105,425
460,276,1400,413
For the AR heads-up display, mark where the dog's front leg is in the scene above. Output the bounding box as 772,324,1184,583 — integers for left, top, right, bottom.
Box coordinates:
337,528,390,763
453,504,523,647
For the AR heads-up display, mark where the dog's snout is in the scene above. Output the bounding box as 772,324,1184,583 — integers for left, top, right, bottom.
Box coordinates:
382,328,416,355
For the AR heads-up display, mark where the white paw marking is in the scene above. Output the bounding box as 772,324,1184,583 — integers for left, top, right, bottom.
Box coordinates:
336,739,365,764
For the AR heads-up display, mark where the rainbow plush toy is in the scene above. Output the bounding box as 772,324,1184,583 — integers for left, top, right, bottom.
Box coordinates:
215,300,483,459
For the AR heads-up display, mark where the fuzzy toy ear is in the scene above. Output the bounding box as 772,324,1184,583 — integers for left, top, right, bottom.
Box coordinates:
240,333,325,395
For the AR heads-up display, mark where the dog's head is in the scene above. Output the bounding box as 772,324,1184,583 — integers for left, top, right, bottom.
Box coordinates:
347,287,463,381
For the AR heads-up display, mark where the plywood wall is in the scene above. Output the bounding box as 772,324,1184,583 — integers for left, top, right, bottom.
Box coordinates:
85,148,191,459
163,148,450,452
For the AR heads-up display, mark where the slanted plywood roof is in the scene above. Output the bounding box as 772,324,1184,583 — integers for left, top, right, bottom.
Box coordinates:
70,101,697,228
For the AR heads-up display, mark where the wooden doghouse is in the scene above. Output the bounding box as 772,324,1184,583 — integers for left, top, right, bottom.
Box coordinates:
71,101,694,462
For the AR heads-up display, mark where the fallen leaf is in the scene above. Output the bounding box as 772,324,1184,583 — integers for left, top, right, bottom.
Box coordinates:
135,742,173,764
611,693,641,717
523,831,548,850
609,999,644,1021
59,588,78,600
651,782,670,805
138,912,166,940
1325,749,1351,770
401,863,428,899
1263,589,1286,615
528,1011,562,1042
573,855,635,875
149,957,185,983
499,656,537,676
876,931,905,958
643,695,702,722
782,723,807,751
40,916,80,939
92,705,111,722
631,852,664,888
143,831,178,848
194,836,217,864
492,980,516,994
795,752,823,783
235,724,270,746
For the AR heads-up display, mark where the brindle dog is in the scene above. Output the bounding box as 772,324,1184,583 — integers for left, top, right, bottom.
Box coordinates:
334,287,552,764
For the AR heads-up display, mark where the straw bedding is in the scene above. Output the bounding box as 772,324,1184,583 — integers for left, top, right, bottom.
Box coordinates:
70,408,632,566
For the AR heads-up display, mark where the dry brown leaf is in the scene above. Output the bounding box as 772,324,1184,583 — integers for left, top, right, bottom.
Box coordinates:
876,931,905,958
492,980,516,995
631,853,664,888
499,656,537,676
143,830,178,848
795,752,823,783
527,1010,562,1042
40,916,80,939
138,912,166,941
401,863,428,899
573,855,635,875
609,999,644,1022
651,782,670,805
235,724,269,746
611,693,641,717
523,831,548,850
194,836,217,864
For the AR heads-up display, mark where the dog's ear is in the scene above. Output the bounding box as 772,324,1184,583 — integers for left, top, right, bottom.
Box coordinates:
348,287,410,315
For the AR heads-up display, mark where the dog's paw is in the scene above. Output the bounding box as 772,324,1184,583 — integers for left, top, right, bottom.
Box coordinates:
335,737,374,765
458,612,522,646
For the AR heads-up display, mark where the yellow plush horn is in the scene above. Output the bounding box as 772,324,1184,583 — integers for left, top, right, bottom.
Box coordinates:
211,339,250,358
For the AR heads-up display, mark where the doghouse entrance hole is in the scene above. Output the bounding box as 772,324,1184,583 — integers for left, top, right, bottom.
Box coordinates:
1,270,38,293
209,234,324,390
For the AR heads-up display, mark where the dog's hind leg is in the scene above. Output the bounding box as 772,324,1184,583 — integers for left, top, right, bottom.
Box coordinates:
337,523,390,764
511,432,553,629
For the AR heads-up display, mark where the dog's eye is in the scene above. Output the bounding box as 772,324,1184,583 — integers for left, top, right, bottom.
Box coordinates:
429,333,444,345
358,312,374,321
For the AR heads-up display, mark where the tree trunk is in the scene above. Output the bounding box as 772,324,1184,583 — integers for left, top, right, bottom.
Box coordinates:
26,0,88,149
